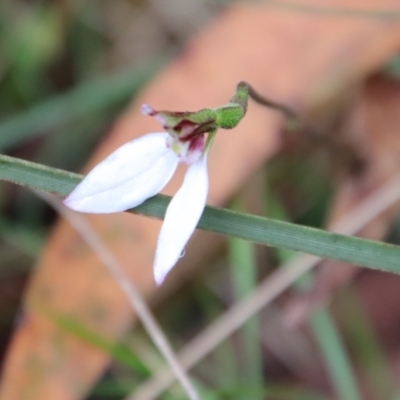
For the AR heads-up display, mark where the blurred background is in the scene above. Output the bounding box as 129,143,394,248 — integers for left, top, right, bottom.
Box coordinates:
2,1,400,399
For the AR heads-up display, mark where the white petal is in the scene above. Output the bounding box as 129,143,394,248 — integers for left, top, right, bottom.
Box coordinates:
63,132,179,213
154,154,208,284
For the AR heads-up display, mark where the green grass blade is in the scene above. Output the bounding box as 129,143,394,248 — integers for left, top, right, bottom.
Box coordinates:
310,309,361,400
1,154,400,275
0,57,166,151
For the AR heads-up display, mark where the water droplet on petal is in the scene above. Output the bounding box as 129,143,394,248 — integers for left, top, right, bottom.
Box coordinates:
179,249,186,258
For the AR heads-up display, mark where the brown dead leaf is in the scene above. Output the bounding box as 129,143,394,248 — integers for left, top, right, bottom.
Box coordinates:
284,75,400,326
2,1,400,399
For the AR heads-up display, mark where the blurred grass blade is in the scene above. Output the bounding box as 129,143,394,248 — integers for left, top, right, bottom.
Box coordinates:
0,217,45,257
198,384,329,400
229,237,263,397
338,289,397,400
1,154,400,275
91,381,133,399
229,200,263,398
194,287,239,388
310,309,361,400
385,55,400,78
0,56,166,151
49,312,149,376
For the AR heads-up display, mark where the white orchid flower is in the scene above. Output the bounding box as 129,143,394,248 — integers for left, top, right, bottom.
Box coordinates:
63,105,210,285
63,82,250,284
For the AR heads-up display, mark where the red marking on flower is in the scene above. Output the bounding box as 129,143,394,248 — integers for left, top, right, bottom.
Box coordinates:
174,120,198,138
188,135,205,153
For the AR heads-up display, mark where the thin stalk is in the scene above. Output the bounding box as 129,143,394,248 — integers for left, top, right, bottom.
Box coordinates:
36,191,200,400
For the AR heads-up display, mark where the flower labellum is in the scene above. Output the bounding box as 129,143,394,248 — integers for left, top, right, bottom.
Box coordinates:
63,82,250,284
